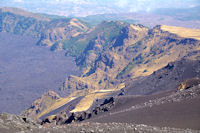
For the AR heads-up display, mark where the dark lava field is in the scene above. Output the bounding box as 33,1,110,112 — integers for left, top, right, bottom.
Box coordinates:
0,32,80,114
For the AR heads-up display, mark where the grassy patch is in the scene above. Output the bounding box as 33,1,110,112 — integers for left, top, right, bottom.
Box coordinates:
161,25,200,40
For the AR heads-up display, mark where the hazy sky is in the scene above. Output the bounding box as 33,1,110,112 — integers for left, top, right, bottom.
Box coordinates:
0,0,199,16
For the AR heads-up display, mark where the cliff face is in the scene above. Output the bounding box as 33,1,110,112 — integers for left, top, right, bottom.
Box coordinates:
64,24,200,93
59,24,200,116
24,23,200,120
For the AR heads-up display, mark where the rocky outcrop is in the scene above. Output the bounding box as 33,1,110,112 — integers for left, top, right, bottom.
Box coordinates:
41,97,115,125
177,78,200,90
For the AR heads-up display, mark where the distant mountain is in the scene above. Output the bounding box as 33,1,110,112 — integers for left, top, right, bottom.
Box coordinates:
0,7,49,38
1,0,199,17
0,7,90,39
0,7,91,55
0,0,122,17
152,6,200,21
76,6,200,30
78,10,200,29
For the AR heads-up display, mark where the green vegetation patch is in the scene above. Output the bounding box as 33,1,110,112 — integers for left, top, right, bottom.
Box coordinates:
117,53,144,79
62,37,90,57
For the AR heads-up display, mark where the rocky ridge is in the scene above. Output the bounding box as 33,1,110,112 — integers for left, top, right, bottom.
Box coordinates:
0,7,90,45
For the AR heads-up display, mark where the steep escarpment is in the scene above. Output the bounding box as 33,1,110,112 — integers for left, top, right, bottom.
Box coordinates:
61,23,200,114
23,19,200,122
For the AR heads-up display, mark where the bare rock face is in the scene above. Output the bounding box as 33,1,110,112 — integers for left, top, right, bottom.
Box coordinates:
177,78,200,90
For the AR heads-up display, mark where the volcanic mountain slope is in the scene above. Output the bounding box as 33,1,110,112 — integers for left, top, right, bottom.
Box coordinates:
22,19,200,120
79,6,200,29
1,7,200,126
23,59,200,124
22,90,84,120
88,81,200,130
19,60,200,132
64,23,200,92
125,59,200,95
59,23,200,114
